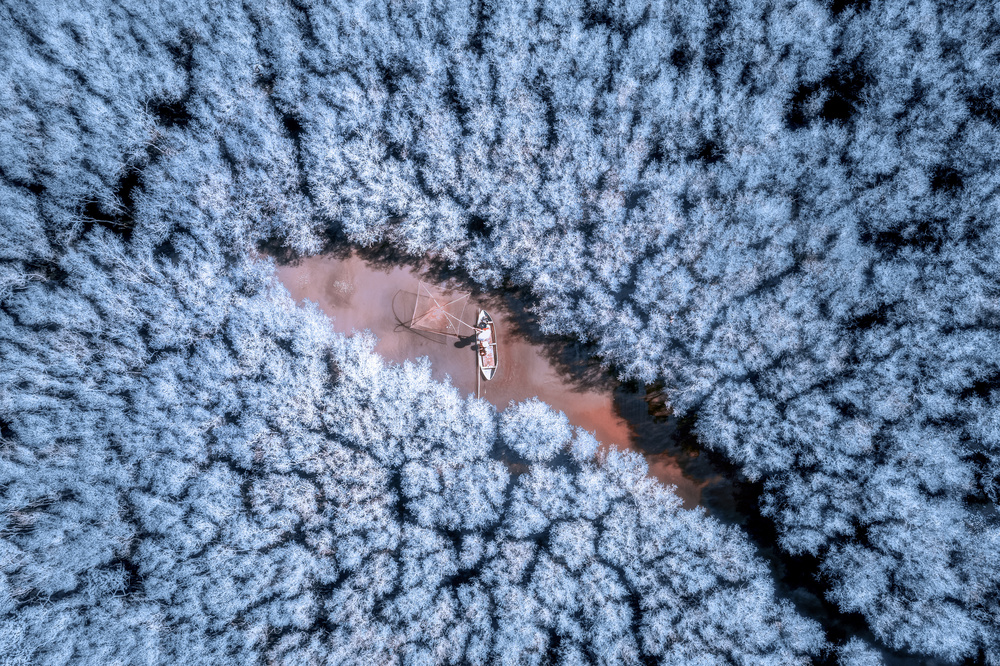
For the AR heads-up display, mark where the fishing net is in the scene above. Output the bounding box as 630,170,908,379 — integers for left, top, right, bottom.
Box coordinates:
410,280,472,338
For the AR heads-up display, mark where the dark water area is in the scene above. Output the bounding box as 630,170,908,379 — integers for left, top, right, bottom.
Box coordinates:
266,246,944,664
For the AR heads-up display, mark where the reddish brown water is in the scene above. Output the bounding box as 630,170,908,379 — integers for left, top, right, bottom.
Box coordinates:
272,251,724,507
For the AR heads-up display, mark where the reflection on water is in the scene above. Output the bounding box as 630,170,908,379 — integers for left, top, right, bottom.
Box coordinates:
272,251,732,509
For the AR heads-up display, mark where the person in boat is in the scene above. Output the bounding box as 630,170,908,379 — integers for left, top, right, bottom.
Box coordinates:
476,321,491,356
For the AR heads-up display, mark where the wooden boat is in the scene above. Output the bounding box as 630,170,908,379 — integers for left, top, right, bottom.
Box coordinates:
476,310,498,380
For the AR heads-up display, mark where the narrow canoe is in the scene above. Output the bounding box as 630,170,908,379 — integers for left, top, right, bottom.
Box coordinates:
476,310,498,381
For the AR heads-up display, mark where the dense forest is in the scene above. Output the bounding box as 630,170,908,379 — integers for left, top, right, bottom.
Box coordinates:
1,0,998,663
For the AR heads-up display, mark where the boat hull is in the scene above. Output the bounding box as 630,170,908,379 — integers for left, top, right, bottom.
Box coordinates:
476,310,498,381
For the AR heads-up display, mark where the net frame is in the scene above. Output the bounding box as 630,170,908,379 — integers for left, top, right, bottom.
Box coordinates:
410,280,473,337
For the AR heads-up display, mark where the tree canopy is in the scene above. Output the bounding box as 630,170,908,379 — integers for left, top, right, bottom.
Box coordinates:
2,0,999,662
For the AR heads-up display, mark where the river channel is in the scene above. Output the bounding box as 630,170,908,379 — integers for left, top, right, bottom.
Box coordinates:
272,249,734,510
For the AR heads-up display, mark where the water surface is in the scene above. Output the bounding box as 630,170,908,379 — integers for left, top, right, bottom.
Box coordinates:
273,251,727,508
